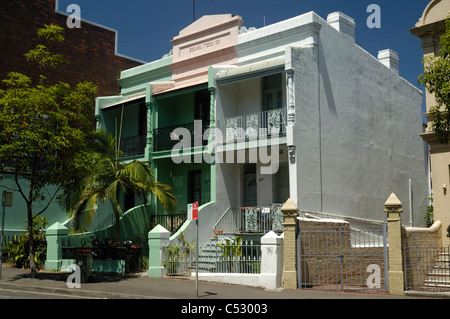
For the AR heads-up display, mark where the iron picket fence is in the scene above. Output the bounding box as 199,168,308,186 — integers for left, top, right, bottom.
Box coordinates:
163,239,261,276
403,245,450,292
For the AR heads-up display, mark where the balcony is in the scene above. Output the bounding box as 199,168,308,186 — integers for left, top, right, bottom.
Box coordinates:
216,108,287,144
153,120,210,152
120,134,146,157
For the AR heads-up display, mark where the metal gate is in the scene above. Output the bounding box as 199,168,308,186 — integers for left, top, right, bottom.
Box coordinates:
297,223,388,292
403,245,450,292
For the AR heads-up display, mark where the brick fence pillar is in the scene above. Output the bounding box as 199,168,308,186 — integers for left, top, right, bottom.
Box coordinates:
281,198,299,289
384,193,404,295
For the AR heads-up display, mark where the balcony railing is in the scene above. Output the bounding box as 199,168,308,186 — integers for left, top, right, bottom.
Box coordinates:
214,204,283,236
216,108,287,144
120,134,146,157
153,120,210,152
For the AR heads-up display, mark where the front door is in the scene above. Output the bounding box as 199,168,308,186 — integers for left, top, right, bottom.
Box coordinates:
243,173,257,207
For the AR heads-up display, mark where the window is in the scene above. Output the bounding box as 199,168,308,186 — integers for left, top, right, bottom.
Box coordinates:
263,73,283,111
188,170,202,205
194,89,210,122
138,102,147,136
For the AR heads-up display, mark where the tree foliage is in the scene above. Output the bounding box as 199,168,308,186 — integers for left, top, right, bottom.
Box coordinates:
0,24,98,277
419,18,450,144
61,130,177,241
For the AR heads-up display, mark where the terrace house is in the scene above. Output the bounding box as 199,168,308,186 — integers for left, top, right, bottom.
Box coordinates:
96,11,429,245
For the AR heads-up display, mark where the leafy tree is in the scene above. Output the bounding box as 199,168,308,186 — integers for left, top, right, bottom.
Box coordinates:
419,18,450,144
3,217,49,270
0,25,97,277
60,130,177,241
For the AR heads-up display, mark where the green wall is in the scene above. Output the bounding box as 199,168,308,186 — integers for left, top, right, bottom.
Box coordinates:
155,158,211,214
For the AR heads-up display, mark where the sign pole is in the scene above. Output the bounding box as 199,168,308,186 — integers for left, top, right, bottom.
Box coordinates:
196,217,199,297
188,202,199,297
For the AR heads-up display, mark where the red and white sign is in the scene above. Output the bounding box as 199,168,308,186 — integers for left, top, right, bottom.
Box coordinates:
187,202,198,221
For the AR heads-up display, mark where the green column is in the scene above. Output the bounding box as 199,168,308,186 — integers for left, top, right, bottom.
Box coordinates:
45,222,69,271
145,94,155,162
148,225,171,278
208,87,216,202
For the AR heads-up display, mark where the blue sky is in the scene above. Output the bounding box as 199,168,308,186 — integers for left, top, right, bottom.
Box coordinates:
57,0,430,108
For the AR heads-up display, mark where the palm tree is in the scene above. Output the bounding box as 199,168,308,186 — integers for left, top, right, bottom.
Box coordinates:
60,130,177,241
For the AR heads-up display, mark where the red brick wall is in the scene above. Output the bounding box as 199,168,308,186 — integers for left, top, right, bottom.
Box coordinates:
0,0,142,96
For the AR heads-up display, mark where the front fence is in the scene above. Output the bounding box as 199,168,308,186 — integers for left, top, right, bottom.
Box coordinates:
163,240,262,276
403,245,450,292
298,225,388,292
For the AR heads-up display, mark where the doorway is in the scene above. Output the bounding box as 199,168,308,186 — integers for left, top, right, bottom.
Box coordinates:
243,164,257,207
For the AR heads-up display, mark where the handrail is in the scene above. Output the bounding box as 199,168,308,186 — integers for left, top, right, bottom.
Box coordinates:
95,214,115,231
213,207,231,235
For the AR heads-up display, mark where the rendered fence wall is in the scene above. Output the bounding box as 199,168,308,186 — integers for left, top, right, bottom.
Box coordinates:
148,225,283,289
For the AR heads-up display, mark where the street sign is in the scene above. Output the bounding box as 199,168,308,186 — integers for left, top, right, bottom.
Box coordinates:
187,202,198,221
2,191,12,207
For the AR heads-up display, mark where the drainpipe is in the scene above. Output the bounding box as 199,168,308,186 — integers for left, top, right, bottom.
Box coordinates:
409,179,413,227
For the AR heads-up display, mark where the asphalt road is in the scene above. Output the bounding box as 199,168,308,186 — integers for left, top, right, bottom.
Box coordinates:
0,287,100,299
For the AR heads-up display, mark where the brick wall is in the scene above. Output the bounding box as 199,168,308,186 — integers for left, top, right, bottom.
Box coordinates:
402,221,443,289
0,0,142,96
402,221,443,248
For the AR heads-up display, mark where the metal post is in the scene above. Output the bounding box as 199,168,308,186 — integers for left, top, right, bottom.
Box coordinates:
339,227,344,291
196,218,199,297
409,179,413,227
383,216,389,292
296,218,302,289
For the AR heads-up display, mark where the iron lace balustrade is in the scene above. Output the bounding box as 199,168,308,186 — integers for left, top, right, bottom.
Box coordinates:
120,134,146,157
217,108,287,144
213,204,283,236
153,120,210,152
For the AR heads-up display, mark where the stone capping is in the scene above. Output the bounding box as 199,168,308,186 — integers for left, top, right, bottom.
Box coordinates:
384,192,403,213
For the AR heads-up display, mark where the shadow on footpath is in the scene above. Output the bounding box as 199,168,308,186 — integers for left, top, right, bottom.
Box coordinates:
4,267,146,284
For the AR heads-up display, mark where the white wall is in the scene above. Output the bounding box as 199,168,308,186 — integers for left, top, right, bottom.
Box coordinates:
290,17,428,225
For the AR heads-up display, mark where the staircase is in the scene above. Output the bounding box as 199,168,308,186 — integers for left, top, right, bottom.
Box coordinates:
191,234,230,273
424,250,450,289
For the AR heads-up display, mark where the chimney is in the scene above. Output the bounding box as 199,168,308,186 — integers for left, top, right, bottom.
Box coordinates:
378,49,399,75
327,12,356,41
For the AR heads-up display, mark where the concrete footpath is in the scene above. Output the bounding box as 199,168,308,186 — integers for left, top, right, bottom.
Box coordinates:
0,266,446,300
